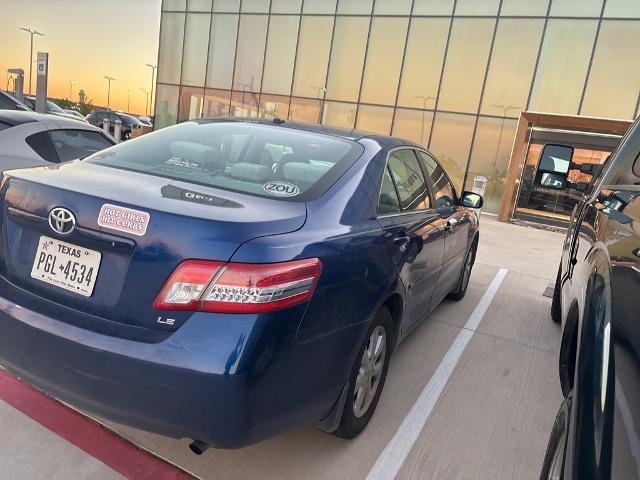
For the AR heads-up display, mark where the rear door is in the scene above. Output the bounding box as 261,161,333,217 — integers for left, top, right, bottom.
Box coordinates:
377,148,445,332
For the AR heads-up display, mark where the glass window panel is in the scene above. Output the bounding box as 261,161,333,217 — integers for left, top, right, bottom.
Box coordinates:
360,18,408,105
206,14,238,89
374,0,412,15
154,83,180,129
604,0,640,17
262,16,299,95
157,13,185,85
230,90,260,117
241,0,269,13
178,86,205,121
392,108,434,147
418,152,457,208
233,15,268,92
303,0,337,14
412,0,454,15
428,112,475,191
188,0,211,11
481,19,544,117
271,0,302,13
438,18,495,114
181,13,211,87
337,0,373,14
203,89,231,117
550,0,603,17
325,17,370,102
164,0,186,10
213,0,239,12
292,16,334,98
378,168,401,215
258,94,290,119
397,18,449,109
289,98,322,123
322,102,357,129
501,0,549,16
464,116,517,214
355,105,393,135
455,0,500,16
529,19,598,114
581,21,640,119
387,150,430,211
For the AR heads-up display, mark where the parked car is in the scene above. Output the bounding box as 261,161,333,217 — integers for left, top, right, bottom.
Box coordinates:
64,109,87,121
86,109,144,140
0,91,31,111
0,118,482,451
23,97,88,123
542,118,640,479
137,115,153,127
0,110,115,171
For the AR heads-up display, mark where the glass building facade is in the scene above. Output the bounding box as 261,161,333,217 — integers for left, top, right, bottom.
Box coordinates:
155,0,640,213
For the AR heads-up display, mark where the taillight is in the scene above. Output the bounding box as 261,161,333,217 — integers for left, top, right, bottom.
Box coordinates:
153,258,322,314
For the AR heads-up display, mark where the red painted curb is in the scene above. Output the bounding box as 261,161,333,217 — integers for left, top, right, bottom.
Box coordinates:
0,370,194,480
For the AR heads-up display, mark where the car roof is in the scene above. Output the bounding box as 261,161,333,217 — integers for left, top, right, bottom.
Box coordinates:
0,110,102,131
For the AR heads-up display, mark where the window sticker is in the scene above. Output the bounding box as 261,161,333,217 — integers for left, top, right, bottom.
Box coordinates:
263,181,300,197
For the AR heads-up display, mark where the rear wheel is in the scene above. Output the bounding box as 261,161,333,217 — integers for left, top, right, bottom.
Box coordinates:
551,266,562,323
448,242,476,301
334,306,393,439
540,398,569,480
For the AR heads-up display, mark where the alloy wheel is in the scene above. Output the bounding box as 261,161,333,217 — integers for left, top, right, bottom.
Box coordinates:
353,326,386,418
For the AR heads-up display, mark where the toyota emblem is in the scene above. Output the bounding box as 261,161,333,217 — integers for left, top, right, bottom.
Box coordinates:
48,207,76,235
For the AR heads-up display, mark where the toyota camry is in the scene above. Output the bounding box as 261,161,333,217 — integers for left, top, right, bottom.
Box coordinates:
0,118,482,451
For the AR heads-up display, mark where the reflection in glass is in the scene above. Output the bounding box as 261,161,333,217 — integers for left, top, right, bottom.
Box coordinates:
205,14,238,90
464,116,517,213
550,0,603,17
203,89,231,118
481,19,544,117
322,102,357,130
303,0,336,14
187,0,211,11
397,18,449,109
428,112,476,191
604,0,640,17
392,109,434,147
233,15,268,93
289,98,322,123
412,0,454,15
360,18,408,106
178,86,205,121
326,17,370,102
230,90,259,118
262,16,299,96
181,13,210,87
529,19,598,114
355,105,393,135
213,0,239,12
157,13,185,84
438,18,495,114
374,0,411,15
337,0,373,14
258,94,290,120
455,0,500,16
581,21,640,120
241,0,269,13
271,0,302,13
164,0,186,10
155,84,180,129
500,0,549,15
292,16,334,98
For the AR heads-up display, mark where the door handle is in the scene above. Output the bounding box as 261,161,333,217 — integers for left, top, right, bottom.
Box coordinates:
444,218,458,231
394,235,411,253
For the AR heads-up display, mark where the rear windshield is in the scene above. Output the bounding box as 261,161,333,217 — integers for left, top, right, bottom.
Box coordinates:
85,121,363,201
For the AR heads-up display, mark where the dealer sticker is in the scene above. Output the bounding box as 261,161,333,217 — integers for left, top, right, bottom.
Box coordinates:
263,181,300,197
97,203,150,236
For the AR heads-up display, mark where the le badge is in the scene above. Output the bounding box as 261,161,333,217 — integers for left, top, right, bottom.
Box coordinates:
97,203,150,236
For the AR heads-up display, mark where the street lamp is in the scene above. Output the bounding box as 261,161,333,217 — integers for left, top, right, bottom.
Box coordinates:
139,88,149,116
19,27,45,96
69,80,74,101
127,90,132,112
490,104,520,174
145,64,156,116
103,76,115,109
414,95,437,146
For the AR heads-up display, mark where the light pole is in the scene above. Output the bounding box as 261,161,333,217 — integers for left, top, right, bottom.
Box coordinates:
103,76,115,109
490,104,520,175
19,27,45,96
127,90,132,112
69,80,74,101
414,95,436,146
139,88,149,116
145,63,156,116
311,86,326,123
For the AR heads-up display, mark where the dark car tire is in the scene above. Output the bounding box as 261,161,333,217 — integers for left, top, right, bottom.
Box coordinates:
551,266,562,323
448,241,477,301
540,398,569,480
334,306,393,439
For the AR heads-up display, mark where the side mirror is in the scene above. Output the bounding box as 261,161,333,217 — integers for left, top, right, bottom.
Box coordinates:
461,191,483,209
535,144,573,190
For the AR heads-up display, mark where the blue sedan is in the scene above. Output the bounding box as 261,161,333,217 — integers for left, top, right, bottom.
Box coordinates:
0,118,482,450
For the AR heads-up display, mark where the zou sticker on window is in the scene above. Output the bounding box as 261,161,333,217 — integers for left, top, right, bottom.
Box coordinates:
263,182,300,197
97,204,150,236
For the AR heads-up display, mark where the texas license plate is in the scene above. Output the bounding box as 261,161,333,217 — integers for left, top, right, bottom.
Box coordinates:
31,236,102,297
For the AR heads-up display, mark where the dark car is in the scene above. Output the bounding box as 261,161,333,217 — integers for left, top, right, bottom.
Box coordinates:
0,118,481,450
0,91,31,111
542,118,640,479
22,96,89,123
86,109,143,140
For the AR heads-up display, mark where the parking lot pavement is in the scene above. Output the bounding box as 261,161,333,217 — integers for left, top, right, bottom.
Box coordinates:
94,215,565,480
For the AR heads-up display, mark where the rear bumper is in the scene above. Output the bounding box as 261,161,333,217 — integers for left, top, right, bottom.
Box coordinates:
0,292,364,448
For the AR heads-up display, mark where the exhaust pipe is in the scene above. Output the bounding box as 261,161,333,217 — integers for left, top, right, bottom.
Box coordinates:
188,439,211,455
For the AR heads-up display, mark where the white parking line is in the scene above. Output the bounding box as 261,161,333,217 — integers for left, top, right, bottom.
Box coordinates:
367,268,509,480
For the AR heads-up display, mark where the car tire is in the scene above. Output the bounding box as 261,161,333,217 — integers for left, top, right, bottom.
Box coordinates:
448,241,476,301
334,306,393,439
551,266,562,323
540,397,569,480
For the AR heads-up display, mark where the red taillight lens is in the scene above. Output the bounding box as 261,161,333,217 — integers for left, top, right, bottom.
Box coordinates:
153,258,322,314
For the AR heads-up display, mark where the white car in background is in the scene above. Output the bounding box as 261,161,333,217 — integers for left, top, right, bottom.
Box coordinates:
0,110,115,172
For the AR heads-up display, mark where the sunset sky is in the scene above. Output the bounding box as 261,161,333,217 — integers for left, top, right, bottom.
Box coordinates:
1,0,161,114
